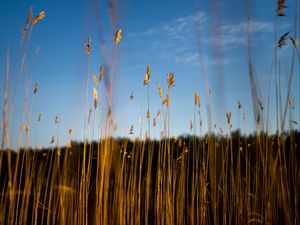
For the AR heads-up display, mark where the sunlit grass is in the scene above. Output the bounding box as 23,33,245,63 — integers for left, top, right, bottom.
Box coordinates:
0,1,300,225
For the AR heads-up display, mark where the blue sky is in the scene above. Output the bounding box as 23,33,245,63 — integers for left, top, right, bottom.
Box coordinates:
0,0,299,149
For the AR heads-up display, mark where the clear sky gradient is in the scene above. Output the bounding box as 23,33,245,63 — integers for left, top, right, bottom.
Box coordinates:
0,0,299,149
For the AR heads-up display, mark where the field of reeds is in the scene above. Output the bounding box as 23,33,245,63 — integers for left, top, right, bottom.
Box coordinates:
0,1,300,225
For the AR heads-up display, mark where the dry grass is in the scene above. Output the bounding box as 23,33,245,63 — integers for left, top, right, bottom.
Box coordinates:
0,3,300,225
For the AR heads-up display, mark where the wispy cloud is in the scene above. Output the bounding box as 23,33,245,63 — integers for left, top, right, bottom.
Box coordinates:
127,11,276,67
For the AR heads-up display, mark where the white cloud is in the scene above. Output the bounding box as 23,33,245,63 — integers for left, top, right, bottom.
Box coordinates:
127,11,276,67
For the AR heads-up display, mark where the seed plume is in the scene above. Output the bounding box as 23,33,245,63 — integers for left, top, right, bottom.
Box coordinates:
194,91,200,107
93,87,98,109
21,124,29,132
277,32,290,48
93,72,98,85
129,125,134,135
276,0,287,16
37,112,43,123
226,112,231,124
162,93,169,106
237,100,242,109
85,37,91,54
167,72,175,89
144,65,150,85
31,11,45,26
289,37,297,48
34,82,38,94
22,7,33,38
99,65,104,81
156,82,163,99
115,29,122,45
130,91,135,100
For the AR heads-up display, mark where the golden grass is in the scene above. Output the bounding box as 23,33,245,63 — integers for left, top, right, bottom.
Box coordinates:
0,3,300,225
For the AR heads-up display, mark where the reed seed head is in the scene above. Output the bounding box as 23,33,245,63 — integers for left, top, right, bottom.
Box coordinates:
237,100,242,109
162,93,169,106
167,72,175,89
93,72,98,86
115,29,122,45
93,87,98,109
276,0,287,16
194,91,200,107
277,32,290,48
258,98,264,111
130,91,134,100
37,112,43,123
144,65,150,85
31,11,45,26
55,116,59,124
88,106,92,124
21,124,29,133
289,37,297,48
99,65,104,81
226,111,231,124
50,136,55,144
156,82,163,99
34,82,38,94
288,97,293,108
85,37,91,54
156,110,160,119
22,7,33,38
129,125,134,135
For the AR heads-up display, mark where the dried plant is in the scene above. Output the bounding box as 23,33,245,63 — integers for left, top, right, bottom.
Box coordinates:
33,82,38,94
50,135,55,144
31,11,45,26
37,112,43,123
115,29,122,45
277,32,290,48
20,124,29,132
55,116,59,124
130,91,134,100
237,100,242,109
129,125,134,135
85,37,91,54
194,91,200,107
226,111,231,124
156,110,160,119
153,118,156,127
93,72,98,85
289,37,297,48
93,87,98,109
288,97,294,109
276,0,288,16
162,92,169,106
156,82,163,99
167,72,175,89
99,65,104,81
22,7,33,38
88,106,92,124
67,139,72,148
144,65,150,85
258,97,264,111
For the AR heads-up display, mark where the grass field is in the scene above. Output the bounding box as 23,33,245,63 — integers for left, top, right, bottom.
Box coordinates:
0,1,300,225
